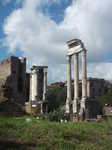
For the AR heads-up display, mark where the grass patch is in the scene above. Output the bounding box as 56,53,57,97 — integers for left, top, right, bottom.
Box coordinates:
0,116,112,149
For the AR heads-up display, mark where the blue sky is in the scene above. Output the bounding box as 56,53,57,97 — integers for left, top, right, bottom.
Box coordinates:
0,0,72,61
0,0,23,60
41,0,72,23
1,0,112,82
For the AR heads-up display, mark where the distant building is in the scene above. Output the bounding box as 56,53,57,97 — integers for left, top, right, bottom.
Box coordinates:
49,82,65,88
86,78,108,98
0,56,28,104
65,78,108,99
50,78,108,99
81,78,108,119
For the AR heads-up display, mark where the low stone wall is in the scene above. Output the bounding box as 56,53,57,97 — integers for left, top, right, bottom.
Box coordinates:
0,100,26,116
25,102,43,116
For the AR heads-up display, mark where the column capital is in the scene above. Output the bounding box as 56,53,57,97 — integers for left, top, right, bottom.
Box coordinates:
74,53,79,57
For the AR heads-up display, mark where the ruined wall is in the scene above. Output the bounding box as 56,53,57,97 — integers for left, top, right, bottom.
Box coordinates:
103,105,112,117
26,73,30,102
69,78,108,100
0,58,11,102
0,57,11,82
10,56,26,104
0,56,27,105
37,68,44,101
87,78,107,98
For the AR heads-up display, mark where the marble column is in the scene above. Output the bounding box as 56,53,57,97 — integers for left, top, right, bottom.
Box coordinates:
43,68,47,101
66,55,72,113
81,50,87,110
29,74,32,102
30,70,38,102
73,53,79,114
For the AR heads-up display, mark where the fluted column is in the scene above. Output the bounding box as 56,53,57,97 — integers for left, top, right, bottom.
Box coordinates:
66,55,72,113
81,50,87,110
73,53,79,113
43,68,47,101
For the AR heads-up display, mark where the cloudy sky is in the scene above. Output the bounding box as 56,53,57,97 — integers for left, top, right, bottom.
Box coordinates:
0,0,112,83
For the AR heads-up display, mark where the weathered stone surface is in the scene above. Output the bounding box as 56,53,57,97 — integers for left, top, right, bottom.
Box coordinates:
86,78,107,98
73,53,79,114
0,56,31,116
26,73,30,101
66,56,72,113
66,39,87,118
103,105,112,118
0,100,26,116
29,66,48,114
65,39,107,120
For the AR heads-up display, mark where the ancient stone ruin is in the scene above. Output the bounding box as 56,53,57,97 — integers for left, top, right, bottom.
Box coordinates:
65,39,110,121
0,56,27,104
0,56,28,116
65,39,88,120
0,56,48,116
0,39,111,119
25,66,48,115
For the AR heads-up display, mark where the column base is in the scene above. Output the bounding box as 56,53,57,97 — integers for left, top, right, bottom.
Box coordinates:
79,97,87,120
71,113,79,122
25,101,47,116
80,97,87,110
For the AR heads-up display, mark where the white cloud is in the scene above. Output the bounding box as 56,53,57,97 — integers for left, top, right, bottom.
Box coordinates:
63,0,112,62
3,0,112,82
87,63,112,80
3,0,72,65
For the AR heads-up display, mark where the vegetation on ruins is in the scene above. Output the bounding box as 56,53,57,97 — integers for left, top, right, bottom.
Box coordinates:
0,81,112,149
96,84,112,113
47,86,66,112
0,116,112,150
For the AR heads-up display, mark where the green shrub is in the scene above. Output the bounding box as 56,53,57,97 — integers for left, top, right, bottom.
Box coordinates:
47,110,70,122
